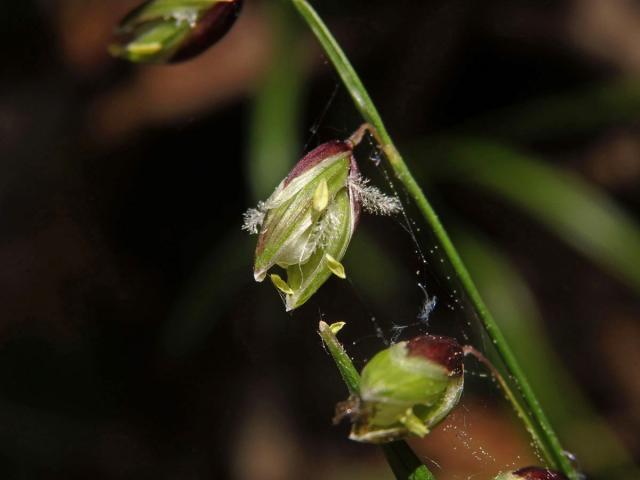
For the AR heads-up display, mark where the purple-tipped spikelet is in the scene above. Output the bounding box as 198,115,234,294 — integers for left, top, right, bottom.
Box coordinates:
109,0,243,63
243,129,401,311
334,334,465,443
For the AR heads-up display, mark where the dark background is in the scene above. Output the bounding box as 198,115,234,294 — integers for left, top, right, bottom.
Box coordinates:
0,1,638,479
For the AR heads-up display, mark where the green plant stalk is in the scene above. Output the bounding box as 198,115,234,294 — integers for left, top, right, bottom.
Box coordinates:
318,322,436,480
291,1,577,478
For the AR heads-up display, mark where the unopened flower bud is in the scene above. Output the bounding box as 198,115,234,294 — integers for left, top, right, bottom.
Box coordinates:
243,129,401,311
109,0,243,63
337,335,464,443
494,467,568,480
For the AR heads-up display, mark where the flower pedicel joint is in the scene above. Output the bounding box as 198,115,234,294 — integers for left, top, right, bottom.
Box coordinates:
110,0,243,63
335,333,465,443
243,125,402,311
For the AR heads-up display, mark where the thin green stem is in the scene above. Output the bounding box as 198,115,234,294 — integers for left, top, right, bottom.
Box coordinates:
318,321,360,395
293,2,578,479
318,322,436,480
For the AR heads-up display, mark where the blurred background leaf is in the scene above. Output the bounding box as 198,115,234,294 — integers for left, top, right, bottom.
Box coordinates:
247,3,304,200
457,79,640,142
414,138,640,294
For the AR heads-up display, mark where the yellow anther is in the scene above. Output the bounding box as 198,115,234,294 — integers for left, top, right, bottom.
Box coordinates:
325,253,346,279
329,321,346,335
400,408,429,437
313,179,329,212
127,42,163,55
270,274,294,295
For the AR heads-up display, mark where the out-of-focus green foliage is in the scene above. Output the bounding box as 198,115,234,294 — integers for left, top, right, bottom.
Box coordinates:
162,231,251,357
248,4,304,200
415,138,640,294
459,79,640,141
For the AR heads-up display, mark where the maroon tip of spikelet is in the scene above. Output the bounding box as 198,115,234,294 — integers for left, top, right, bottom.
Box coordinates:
406,335,464,376
172,0,243,62
513,467,568,480
284,141,352,186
